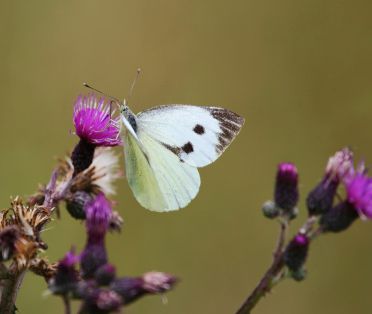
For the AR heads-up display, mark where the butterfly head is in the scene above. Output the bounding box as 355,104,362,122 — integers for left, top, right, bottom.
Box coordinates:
119,99,138,133
119,99,133,118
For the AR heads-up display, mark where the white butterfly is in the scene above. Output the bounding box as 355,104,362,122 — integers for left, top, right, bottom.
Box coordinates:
119,102,244,212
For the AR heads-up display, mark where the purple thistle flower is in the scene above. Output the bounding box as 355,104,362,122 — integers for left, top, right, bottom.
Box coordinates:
80,193,112,279
307,148,353,216
73,94,121,147
71,94,121,176
283,234,309,273
85,193,112,237
345,172,372,219
274,162,299,212
111,272,177,305
325,147,354,182
48,249,79,295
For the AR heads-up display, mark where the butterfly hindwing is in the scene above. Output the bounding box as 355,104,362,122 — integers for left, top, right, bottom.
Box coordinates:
136,105,244,167
124,130,201,212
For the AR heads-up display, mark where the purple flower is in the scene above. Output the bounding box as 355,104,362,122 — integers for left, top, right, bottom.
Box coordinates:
71,95,121,176
48,249,79,295
283,234,309,273
325,147,353,182
85,193,112,237
111,272,177,305
73,94,121,147
307,148,354,216
345,172,372,219
274,162,299,211
81,193,112,279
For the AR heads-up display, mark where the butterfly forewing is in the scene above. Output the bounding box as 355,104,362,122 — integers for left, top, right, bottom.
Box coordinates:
136,105,244,167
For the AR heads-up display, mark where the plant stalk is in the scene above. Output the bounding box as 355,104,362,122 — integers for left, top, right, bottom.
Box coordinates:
0,268,26,314
235,220,287,314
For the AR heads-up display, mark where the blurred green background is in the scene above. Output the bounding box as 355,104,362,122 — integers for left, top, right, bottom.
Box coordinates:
1,0,372,313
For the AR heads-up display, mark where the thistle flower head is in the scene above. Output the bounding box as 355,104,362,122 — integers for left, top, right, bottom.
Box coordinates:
345,172,372,219
307,148,353,216
48,249,79,295
283,234,309,273
325,147,354,183
111,272,177,305
85,193,112,237
73,94,121,147
81,193,112,278
274,162,299,211
142,271,178,293
0,197,52,268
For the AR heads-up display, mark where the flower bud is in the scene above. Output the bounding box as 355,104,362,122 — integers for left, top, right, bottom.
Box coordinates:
307,148,353,216
306,179,338,216
48,250,79,295
319,201,358,232
111,272,177,305
274,163,299,212
283,234,309,272
95,264,116,286
291,267,307,281
261,201,280,219
66,191,93,220
80,193,112,278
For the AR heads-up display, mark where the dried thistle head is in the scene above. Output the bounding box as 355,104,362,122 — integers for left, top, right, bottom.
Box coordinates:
0,197,52,269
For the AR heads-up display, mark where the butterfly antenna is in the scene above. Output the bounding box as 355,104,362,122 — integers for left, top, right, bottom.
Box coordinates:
83,83,121,121
125,68,142,105
83,82,121,104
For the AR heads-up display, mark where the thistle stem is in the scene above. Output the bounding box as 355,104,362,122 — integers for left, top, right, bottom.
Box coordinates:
0,268,26,314
63,295,71,314
235,219,288,314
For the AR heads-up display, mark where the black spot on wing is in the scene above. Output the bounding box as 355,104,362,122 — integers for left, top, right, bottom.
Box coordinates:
162,143,181,155
182,142,194,154
193,124,205,134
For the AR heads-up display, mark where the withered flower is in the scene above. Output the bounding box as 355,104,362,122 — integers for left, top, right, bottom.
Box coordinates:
0,197,52,269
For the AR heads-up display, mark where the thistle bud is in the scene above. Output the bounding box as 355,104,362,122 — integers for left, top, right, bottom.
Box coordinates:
283,234,309,272
111,272,177,305
66,191,93,220
262,201,280,219
48,250,79,295
319,201,358,232
274,163,299,213
80,193,112,278
307,148,353,216
95,264,116,286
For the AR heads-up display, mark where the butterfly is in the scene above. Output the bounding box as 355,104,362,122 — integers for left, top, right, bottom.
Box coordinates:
119,101,245,212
